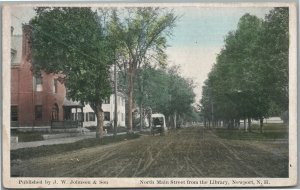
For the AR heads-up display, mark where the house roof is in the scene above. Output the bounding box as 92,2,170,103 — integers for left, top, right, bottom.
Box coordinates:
116,91,126,98
152,113,165,118
63,98,83,107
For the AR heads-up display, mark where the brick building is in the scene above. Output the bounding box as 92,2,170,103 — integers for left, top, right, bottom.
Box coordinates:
11,25,126,129
11,25,66,127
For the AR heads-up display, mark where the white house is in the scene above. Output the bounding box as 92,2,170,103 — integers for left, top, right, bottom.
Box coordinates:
251,117,284,124
71,92,126,127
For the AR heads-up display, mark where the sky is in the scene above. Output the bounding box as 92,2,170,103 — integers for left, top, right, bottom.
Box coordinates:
10,5,271,103
166,7,271,102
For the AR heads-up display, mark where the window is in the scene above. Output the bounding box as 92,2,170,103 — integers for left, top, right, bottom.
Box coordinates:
35,105,43,120
11,106,18,121
77,112,83,121
104,112,110,121
153,117,164,125
53,79,58,93
72,112,83,121
85,113,89,122
103,98,110,104
11,50,17,65
34,75,43,92
71,113,76,121
89,112,96,121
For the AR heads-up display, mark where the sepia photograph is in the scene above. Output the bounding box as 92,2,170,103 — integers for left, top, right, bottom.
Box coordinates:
2,2,297,188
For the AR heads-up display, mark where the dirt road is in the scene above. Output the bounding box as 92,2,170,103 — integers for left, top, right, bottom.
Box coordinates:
11,127,288,177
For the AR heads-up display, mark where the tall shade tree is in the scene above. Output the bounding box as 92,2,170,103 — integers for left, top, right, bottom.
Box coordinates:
258,7,289,111
110,8,177,132
202,14,266,130
30,7,114,139
200,8,289,132
166,66,196,128
134,65,195,128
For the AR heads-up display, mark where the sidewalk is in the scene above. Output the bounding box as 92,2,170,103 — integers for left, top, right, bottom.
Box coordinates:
11,132,128,150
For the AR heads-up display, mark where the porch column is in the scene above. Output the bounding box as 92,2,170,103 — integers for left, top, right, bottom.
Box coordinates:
81,107,83,128
76,108,78,121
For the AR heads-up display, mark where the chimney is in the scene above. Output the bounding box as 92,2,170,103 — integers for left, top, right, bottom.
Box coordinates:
22,24,32,62
22,24,32,38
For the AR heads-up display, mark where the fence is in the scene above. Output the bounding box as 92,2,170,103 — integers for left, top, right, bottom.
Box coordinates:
51,120,82,129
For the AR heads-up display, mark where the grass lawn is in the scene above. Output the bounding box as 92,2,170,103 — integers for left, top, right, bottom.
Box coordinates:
11,133,140,161
214,124,288,140
11,131,44,142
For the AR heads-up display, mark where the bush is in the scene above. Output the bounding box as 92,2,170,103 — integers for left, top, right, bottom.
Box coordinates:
214,124,288,141
11,131,44,142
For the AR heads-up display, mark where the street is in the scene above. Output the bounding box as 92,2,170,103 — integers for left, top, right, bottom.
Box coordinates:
11,127,288,177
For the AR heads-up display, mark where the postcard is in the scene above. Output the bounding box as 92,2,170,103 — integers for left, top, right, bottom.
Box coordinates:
2,1,297,188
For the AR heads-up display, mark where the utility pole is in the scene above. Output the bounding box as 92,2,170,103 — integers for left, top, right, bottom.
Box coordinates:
114,60,118,137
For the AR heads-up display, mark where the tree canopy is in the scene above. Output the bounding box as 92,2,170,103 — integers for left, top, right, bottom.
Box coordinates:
109,8,178,132
30,7,115,139
134,65,196,128
200,7,289,131
29,7,179,136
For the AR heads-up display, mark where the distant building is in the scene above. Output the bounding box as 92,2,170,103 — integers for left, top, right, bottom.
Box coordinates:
252,117,284,124
10,25,67,128
71,92,126,128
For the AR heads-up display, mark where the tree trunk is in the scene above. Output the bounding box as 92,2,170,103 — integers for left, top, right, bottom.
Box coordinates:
96,103,104,140
260,117,263,133
237,119,240,129
248,117,251,132
211,103,214,128
127,63,134,133
139,103,143,130
179,115,183,128
114,62,118,137
244,119,247,132
167,115,171,128
148,109,152,129
139,73,144,131
174,112,177,129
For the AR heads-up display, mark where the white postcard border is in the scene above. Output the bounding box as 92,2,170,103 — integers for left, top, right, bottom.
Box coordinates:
2,2,297,188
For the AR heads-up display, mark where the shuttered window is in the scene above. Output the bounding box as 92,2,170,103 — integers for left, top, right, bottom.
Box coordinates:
11,106,18,121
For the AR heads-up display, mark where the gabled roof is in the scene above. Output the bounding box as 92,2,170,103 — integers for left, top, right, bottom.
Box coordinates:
116,91,126,98
63,98,83,107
